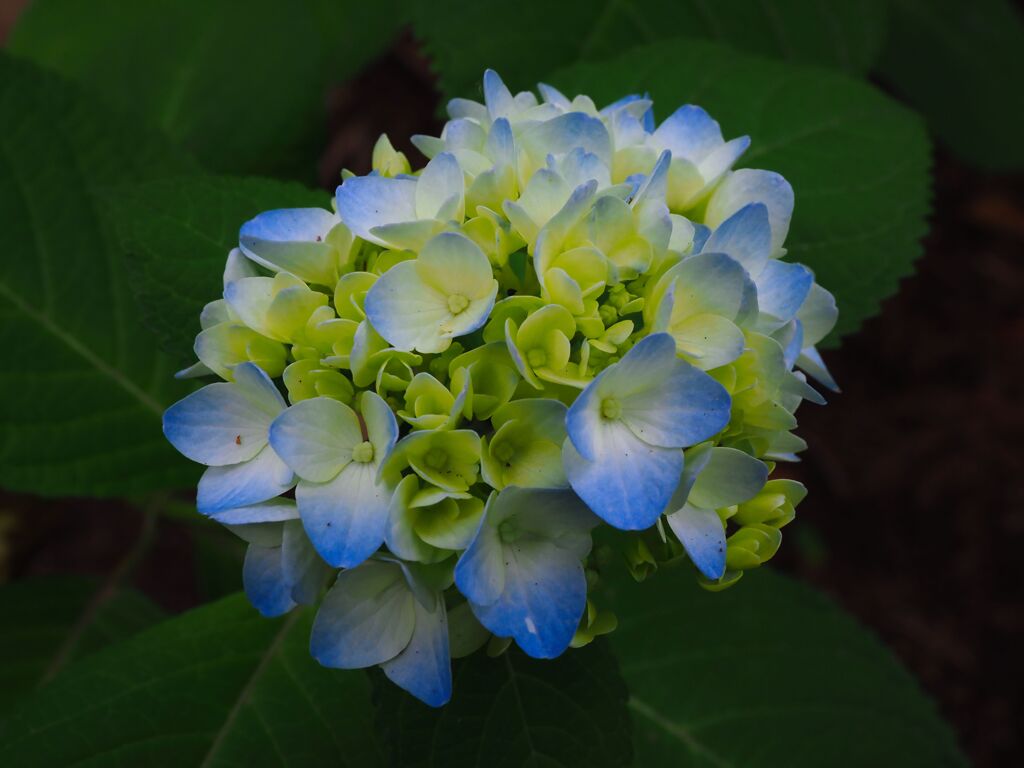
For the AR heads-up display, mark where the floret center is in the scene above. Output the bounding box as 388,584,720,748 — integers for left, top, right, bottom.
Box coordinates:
423,446,448,470
447,294,470,314
601,397,622,420
352,441,375,463
527,349,547,368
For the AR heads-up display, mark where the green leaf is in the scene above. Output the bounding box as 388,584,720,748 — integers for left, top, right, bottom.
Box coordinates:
412,0,887,99
876,0,1024,171
373,640,632,767
0,594,384,767
606,566,967,767
0,576,164,717
107,175,329,362
8,0,402,178
549,39,932,342
0,54,201,496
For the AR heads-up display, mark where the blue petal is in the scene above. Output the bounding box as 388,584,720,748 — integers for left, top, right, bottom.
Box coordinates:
335,175,417,245
665,504,726,580
756,260,813,328
563,428,684,530
196,445,294,514
381,594,452,707
296,462,391,568
706,169,794,255
242,545,295,617
281,520,328,605
701,202,772,274
692,224,711,252
310,562,416,669
653,105,723,160
453,509,506,606
469,539,586,659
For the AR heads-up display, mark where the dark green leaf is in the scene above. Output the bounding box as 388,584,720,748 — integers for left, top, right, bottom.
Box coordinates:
550,39,932,342
107,175,328,361
374,640,631,767
0,594,383,767
0,54,201,496
412,0,887,99
9,0,402,178
0,576,164,717
606,566,967,767
876,0,1024,171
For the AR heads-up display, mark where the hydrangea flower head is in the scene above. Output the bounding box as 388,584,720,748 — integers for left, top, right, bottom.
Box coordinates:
163,70,838,706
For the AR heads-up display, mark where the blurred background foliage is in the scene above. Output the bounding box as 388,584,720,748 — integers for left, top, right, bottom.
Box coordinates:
0,0,1022,765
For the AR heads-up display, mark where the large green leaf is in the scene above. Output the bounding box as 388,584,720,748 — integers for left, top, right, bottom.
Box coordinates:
0,576,164,717
107,176,329,362
550,39,931,342
9,0,401,178
374,640,632,767
0,594,383,767
605,566,966,767
0,54,200,496
876,0,1024,171
412,0,887,99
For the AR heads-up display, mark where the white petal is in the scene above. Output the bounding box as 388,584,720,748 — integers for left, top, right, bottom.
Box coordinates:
269,397,363,482
415,152,465,220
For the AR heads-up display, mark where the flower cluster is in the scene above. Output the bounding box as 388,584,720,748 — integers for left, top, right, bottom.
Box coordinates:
163,71,837,706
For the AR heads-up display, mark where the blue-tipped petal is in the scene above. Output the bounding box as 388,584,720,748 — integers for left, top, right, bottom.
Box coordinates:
239,207,340,285
281,520,327,605
567,333,731,458
665,504,726,580
209,498,299,526
335,175,417,245
797,346,840,392
563,427,684,530
243,544,295,617
483,69,515,119
701,202,772,274
775,319,805,370
163,363,284,466
537,82,570,109
468,539,586,659
486,117,515,166
196,445,294,514
381,594,451,707
521,112,612,164
756,260,814,329
653,105,723,160
705,169,794,255
296,462,391,568
310,561,415,669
